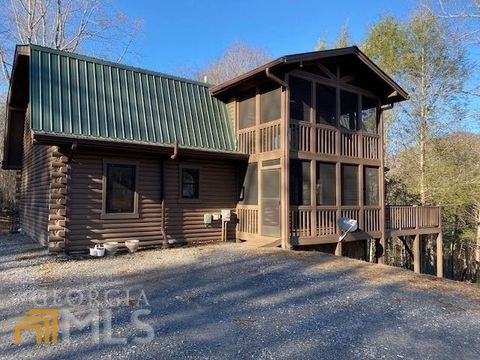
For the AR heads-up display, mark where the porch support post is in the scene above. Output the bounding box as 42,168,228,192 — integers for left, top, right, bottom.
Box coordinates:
378,236,386,264
265,68,290,249
335,242,342,256
413,234,421,274
379,103,386,265
437,231,444,278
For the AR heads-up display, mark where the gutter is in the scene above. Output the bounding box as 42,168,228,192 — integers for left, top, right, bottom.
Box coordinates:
32,132,249,160
265,67,291,250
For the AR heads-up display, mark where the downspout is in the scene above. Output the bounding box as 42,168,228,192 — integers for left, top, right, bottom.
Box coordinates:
170,141,179,160
266,68,290,249
164,141,179,247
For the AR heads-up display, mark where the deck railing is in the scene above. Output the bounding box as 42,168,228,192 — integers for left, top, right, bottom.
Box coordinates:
237,205,259,234
289,206,382,239
289,122,379,160
316,126,337,155
259,121,281,152
237,128,256,154
289,205,441,241
0,210,19,234
237,205,441,242
386,205,441,230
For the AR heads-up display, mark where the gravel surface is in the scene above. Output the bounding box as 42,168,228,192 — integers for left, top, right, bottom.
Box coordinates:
1,234,480,360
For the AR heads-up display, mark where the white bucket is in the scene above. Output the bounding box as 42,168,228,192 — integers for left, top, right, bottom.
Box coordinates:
95,245,105,257
125,239,140,253
90,244,106,257
104,242,119,255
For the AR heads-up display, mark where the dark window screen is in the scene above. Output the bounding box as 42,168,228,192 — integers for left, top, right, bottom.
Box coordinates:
240,163,258,205
289,76,312,121
260,85,281,123
316,162,336,206
364,167,379,206
106,164,136,213
238,88,256,129
341,164,358,205
340,90,358,130
316,83,336,126
290,160,311,206
362,96,378,134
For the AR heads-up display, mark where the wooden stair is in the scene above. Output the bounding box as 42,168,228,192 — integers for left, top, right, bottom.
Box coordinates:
240,237,282,248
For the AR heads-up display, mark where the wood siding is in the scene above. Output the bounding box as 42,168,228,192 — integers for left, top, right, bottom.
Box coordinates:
164,160,238,244
68,152,163,252
19,111,52,246
67,151,239,252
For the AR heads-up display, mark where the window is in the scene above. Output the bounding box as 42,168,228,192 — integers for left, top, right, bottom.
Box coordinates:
181,168,199,199
239,163,258,205
316,83,336,126
238,88,256,129
340,90,358,130
316,162,336,206
364,167,379,206
289,76,312,121
341,164,358,205
290,160,311,206
260,84,281,123
362,96,378,133
105,163,137,213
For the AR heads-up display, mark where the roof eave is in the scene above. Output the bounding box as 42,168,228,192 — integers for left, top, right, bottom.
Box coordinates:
210,46,409,103
32,132,249,160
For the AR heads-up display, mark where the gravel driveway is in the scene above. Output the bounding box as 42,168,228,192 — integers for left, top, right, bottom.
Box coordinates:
1,234,480,360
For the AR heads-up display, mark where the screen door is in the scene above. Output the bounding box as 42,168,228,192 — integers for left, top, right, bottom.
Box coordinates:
261,168,281,237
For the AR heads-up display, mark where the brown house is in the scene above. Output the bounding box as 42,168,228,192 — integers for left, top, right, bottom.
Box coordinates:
3,45,443,276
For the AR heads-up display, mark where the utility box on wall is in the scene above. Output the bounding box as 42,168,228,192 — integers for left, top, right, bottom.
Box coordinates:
221,209,231,221
203,213,213,225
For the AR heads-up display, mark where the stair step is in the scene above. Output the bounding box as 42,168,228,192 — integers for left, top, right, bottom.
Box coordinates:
241,238,281,248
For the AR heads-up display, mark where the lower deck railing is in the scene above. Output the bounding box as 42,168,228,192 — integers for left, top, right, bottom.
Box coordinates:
289,206,382,239
237,205,441,243
386,205,440,230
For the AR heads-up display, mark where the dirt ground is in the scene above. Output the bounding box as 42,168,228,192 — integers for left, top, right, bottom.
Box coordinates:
1,234,480,360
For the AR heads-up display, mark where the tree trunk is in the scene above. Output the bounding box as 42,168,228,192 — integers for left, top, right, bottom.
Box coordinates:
419,48,427,206
474,204,480,282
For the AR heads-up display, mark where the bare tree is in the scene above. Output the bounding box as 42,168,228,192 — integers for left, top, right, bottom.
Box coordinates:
0,0,143,83
428,0,480,43
196,41,272,85
0,0,142,211
363,10,470,205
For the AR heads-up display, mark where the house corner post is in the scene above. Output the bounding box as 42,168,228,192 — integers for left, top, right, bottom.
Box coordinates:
47,146,69,253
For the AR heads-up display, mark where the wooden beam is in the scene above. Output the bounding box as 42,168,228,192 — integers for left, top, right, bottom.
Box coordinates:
437,231,444,278
386,227,441,237
414,234,421,274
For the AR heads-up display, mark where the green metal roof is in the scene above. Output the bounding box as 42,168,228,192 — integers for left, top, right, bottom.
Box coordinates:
29,45,236,153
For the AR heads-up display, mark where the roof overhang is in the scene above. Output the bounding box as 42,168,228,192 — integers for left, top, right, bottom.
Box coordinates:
2,45,30,170
33,132,249,161
210,46,409,104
